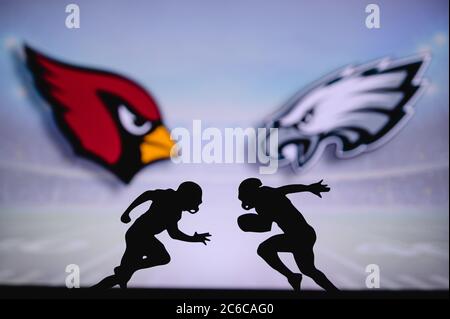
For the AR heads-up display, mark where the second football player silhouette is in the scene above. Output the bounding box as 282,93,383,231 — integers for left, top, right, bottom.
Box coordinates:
237,178,338,292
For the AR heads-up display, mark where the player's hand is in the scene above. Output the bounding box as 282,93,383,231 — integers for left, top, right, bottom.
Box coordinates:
193,232,211,245
121,213,131,224
309,179,330,198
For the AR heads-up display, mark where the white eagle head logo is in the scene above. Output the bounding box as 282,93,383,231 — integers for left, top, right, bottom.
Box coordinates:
262,55,430,171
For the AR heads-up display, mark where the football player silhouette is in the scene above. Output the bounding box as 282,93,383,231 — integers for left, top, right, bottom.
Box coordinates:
93,181,211,288
237,178,338,292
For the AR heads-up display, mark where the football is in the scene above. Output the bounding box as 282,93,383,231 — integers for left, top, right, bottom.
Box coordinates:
237,214,264,232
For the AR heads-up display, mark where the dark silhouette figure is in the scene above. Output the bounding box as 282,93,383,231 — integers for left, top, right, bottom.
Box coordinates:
237,178,338,292
93,181,211,288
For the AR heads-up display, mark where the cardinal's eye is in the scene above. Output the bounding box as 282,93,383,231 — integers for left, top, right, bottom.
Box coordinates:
118,104,152,135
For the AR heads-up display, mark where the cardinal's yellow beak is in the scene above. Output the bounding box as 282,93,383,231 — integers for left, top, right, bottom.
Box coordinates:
140,125,176,164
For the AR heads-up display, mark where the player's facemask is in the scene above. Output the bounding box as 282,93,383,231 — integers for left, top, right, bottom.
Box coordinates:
182,198,202,213
186,205,201,214
238,191,257,210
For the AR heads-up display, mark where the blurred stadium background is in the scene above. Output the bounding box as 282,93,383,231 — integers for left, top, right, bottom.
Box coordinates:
0,0,448,290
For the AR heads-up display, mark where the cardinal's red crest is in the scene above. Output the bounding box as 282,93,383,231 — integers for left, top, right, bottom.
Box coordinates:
25,46,174,183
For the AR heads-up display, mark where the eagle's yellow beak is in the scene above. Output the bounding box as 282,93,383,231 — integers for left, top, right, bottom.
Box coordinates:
140,125,176,164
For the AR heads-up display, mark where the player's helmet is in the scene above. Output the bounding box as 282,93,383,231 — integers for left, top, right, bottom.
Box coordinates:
239,178,262,192
177,181,203,213
238,178,262,210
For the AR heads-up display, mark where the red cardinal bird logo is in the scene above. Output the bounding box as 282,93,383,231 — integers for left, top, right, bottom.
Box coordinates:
25,46,175,183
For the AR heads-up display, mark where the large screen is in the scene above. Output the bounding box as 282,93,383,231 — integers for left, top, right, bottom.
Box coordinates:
0,0,448,293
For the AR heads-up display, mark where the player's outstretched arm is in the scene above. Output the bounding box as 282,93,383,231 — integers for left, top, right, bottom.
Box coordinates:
167,223,211,245
277,184,310,195
278,180,330,198
306,179,330,198
120,190,155,223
